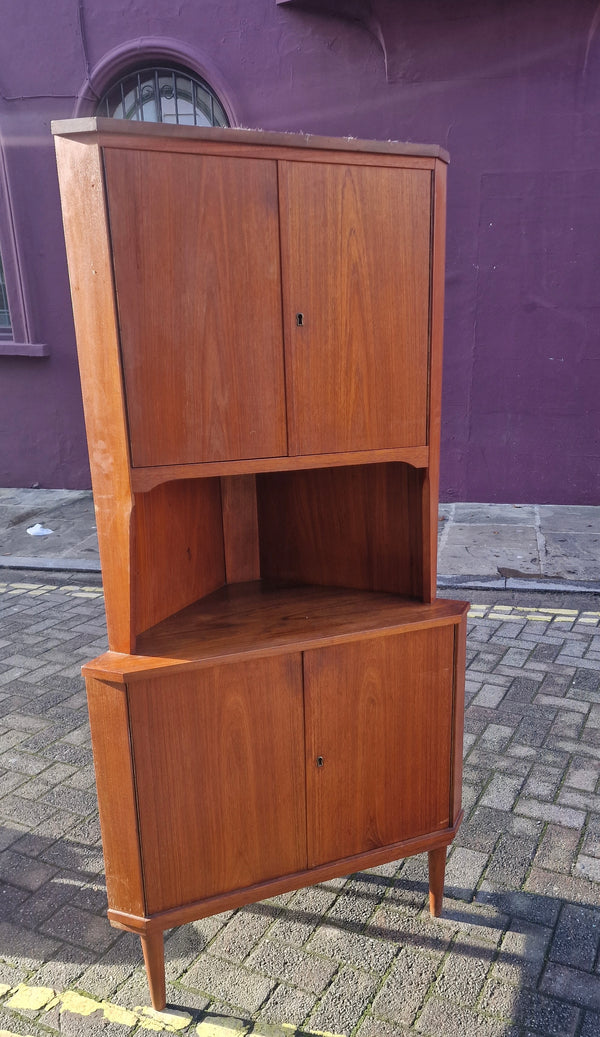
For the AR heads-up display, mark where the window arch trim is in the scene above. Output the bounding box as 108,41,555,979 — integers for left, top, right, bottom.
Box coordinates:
74,37,236,127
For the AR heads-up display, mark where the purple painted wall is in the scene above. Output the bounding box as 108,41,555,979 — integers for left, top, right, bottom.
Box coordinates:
1,0,599,502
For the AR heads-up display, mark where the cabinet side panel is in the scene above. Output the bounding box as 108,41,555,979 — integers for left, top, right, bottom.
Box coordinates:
280,161,431,455
423,161,447,600
85,676,145,916
450,611,467,825
54,137,135,652
305,625,455,867
103,148,287,467
128,657,307,914
257,463,424,597
134,479,225,635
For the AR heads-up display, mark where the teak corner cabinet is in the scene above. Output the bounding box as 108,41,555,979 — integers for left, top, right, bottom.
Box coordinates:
53,118,468,1011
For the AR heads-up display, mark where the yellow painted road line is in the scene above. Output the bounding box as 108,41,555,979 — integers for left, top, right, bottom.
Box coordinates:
1,984,190,1032
195,1024,247,1037
462,603,594,627
0,983,346,1036
5,986,55,1011
0,580,102,600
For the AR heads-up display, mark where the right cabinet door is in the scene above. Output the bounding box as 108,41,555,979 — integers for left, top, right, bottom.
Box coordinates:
304,625,455,868
279,161,433,456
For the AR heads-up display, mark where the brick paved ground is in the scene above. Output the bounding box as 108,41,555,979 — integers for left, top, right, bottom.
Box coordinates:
0,574,599,1037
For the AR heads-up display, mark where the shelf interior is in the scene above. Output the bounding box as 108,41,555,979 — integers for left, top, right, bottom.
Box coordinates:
131,461,432,639
133,581,465,667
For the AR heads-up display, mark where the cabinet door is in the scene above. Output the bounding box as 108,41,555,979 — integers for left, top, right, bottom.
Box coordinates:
103,148,287,466
127,656,306,914
279,161,432,456
304,626,455,868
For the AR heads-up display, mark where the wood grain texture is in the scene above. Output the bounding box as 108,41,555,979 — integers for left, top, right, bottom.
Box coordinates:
257,463,425,598
428,846,446,917
99,137,440,172
280,162,432,455
133,479,225,635
141,932,165,1011
107,814,462,935
130,446,429,491
304,626,455,867
221,475,260,583
85,677,145,915
81,589,469,680
103,147,287,467
54,137,135,652
127,656,306,914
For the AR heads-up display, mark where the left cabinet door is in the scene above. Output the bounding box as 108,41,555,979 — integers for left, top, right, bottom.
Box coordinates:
127,655,307,915
103,148,287,467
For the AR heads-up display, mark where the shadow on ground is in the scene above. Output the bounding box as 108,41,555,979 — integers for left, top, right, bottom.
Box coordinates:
1,818,599,1036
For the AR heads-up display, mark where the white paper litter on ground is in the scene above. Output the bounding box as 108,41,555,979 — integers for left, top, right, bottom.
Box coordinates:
26,523,53,536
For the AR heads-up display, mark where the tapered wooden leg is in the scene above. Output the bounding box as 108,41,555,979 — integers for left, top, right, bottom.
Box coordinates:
141,931,166,1010
428,846,446,917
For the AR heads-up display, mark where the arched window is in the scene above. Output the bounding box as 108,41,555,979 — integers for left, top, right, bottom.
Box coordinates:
97,66,229,127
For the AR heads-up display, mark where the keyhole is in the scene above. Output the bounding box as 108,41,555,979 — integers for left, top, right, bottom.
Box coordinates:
296,313,304,327
316,756,324,768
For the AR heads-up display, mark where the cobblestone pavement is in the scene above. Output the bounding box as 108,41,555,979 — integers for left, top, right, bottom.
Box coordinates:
0,574,599,1037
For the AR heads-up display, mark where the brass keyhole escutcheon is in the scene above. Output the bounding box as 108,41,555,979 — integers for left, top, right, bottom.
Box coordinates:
316,756,324,767
296,313,304,326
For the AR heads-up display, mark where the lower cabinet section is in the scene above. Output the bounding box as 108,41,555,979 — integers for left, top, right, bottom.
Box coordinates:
84,606,467,1011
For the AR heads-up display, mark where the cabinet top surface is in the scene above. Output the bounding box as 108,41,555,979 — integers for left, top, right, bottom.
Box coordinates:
51,117,449,163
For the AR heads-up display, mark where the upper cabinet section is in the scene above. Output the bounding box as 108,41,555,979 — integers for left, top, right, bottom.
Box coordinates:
53,120,447,475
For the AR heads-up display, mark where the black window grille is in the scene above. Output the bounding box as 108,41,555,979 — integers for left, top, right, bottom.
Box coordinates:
0,251,12,341
97,67,229,127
